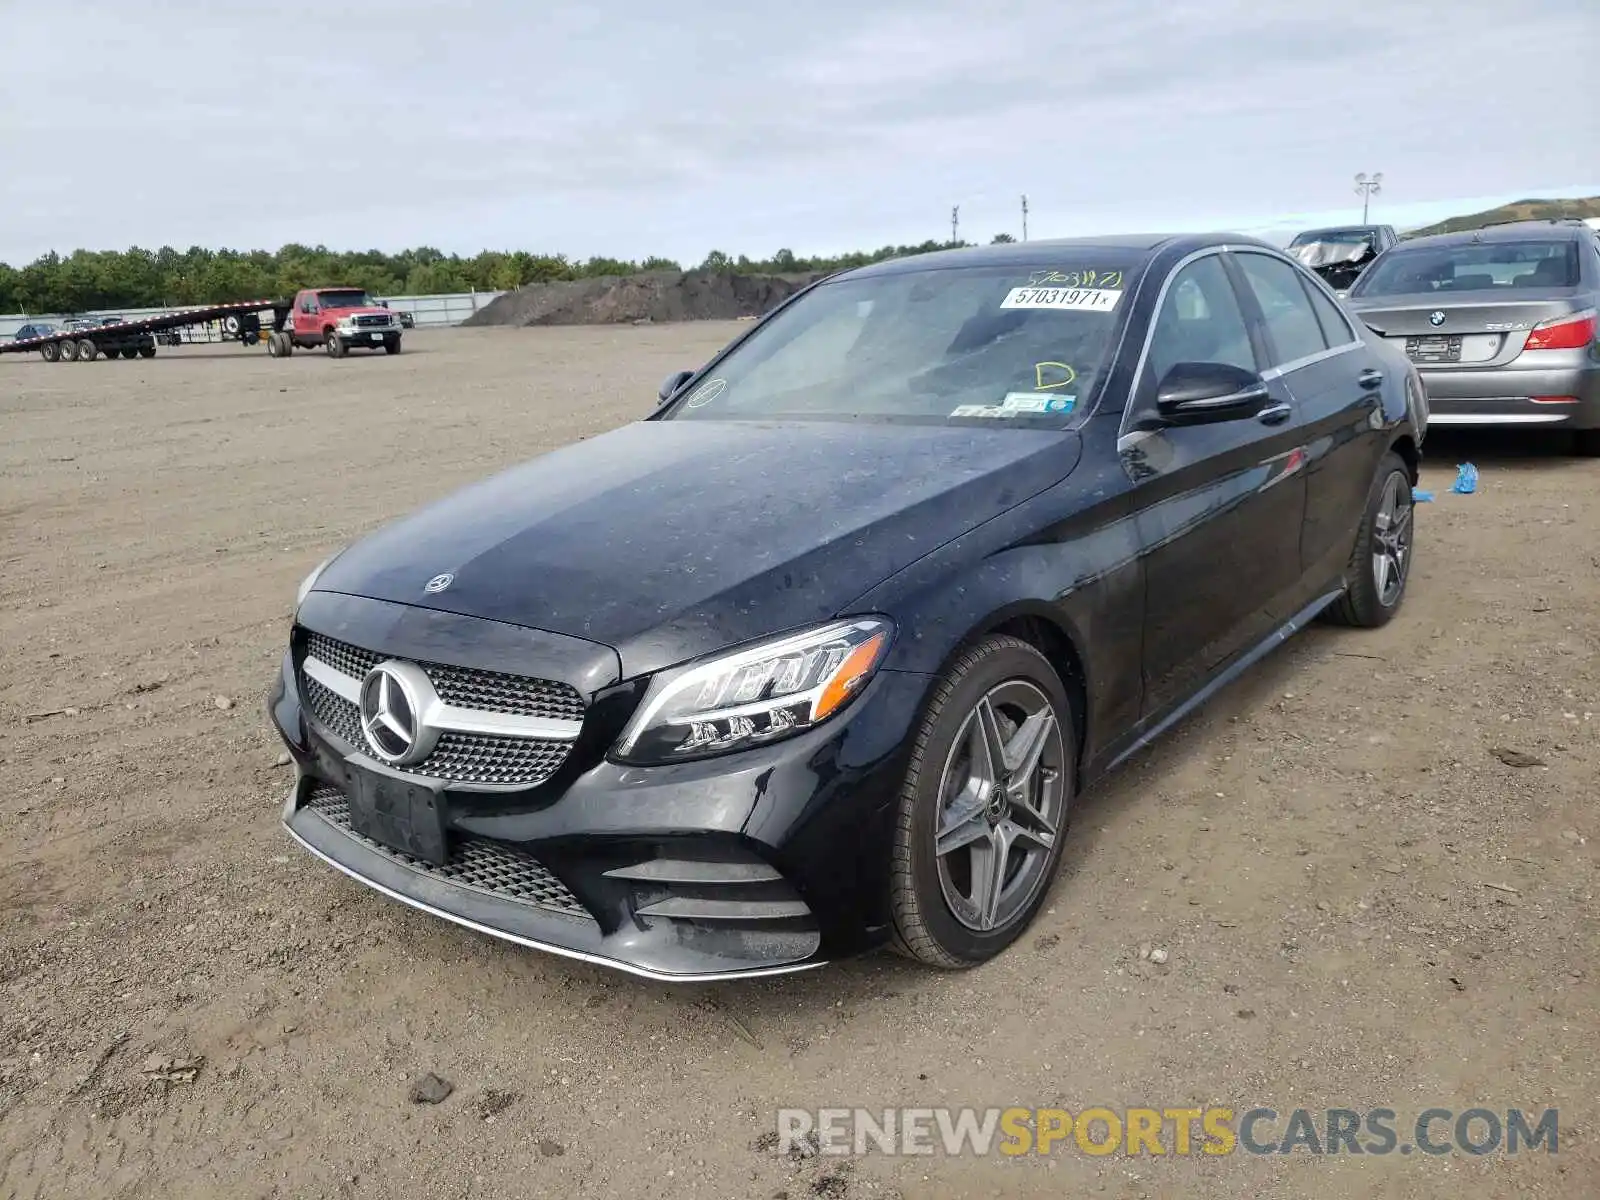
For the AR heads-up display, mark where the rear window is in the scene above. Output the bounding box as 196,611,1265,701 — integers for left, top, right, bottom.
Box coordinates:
1352,240,1579,296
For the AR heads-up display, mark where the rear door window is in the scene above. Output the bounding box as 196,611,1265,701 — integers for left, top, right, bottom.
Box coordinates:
1233,252,1329,368
1301,277,1358,348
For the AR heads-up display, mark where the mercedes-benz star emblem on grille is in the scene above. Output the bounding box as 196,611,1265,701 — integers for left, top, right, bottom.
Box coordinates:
1428,311,1446,327
358,661,441,766
424,572,454,594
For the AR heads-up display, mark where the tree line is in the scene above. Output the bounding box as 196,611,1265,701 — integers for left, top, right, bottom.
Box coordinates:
0,235,1018,315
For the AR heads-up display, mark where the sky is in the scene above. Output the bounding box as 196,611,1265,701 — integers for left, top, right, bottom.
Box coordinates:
1,0,1596,266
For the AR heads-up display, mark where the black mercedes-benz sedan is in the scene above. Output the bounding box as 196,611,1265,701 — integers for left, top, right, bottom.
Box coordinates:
269,233,1427,982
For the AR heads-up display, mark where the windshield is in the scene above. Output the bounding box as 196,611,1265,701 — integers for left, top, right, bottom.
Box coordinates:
1352,240,1579,296
664,257,1144,427
317,289,375,308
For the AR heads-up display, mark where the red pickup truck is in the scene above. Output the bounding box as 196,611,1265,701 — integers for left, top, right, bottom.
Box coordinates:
276,287,404,357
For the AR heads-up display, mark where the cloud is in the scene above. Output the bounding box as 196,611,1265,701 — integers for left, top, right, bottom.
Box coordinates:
1,0,1595,265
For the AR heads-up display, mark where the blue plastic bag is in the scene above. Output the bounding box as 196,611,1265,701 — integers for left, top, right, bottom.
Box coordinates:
1413,489,1434,502
1451,463,1478,495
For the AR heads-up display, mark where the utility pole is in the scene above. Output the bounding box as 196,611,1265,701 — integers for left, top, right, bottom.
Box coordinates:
1354,171,1383,223
1021,194,1029,241
951,205,960,244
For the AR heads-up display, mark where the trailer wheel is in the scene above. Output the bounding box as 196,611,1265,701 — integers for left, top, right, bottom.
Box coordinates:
137,345,156,359
72,339,96,361
40,341,61,362
324,330,346,358
120,347,139,359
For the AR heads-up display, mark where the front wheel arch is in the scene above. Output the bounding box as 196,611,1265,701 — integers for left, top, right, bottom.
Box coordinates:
902,602,1090,794
1390,433,1420,485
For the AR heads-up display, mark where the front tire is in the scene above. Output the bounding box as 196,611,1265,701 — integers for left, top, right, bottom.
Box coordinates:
324,330,346,358
889,635,1075,969
383,335,401,355
1323,451,1414,628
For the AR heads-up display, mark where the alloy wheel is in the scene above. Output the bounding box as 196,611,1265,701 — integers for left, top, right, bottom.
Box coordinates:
933,680,1067,933
1371,471,1412,607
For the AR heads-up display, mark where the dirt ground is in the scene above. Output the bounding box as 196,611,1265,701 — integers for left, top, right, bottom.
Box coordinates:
1,327,1596,1200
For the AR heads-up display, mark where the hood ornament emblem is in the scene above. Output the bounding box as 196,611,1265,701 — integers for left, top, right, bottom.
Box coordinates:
424,573,454,594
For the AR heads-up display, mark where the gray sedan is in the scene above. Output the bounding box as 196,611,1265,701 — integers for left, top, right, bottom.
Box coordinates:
1344,219,1600,454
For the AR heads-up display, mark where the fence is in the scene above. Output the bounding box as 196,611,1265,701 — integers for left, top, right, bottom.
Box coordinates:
0,290,507,341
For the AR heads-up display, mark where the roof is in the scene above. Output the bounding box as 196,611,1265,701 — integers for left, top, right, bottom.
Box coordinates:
1398,219,1592,249
842,231,1278,279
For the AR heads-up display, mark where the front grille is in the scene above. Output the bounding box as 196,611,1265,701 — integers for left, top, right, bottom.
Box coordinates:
427,731,572,786
354,314,390,328
303,633,583,721
306,633,378,680
306,784,590,920
298,632,584,788
304,674,364,748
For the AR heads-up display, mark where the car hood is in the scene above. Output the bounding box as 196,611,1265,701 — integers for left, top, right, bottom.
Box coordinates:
328,306,394,318
314,418,1081,678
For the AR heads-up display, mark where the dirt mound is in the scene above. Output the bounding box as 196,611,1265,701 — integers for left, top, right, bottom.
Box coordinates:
463,269,828,327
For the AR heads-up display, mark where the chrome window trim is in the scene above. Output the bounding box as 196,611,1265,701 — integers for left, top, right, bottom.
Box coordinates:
1259,341,1361,381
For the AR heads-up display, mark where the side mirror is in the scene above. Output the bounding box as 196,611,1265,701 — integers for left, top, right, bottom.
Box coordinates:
1155,362,1269,425
658,369,695,405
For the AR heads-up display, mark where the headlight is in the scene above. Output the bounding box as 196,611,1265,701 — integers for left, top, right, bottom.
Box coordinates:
612,617,894,764
295,552,339,610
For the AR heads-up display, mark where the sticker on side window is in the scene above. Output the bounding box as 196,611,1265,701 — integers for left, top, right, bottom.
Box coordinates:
1001,286,1121,312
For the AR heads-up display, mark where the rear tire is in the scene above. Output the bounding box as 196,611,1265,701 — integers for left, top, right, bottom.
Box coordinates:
1322,451,1414,628
73,339,96,361
40,341,61,362
120,347,138,359
1574,429,1600,457
889,635,1075,969
266,331,284,357
137,345,156,359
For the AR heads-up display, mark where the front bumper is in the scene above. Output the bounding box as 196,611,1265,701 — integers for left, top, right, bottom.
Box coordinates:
1418,362,1600,429
335,324,400,344
268,636,930,982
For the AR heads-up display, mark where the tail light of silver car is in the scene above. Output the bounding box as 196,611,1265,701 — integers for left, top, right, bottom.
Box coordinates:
1523,308,1597,352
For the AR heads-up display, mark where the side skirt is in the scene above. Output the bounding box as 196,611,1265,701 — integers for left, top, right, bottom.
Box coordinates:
1093,585,1346,779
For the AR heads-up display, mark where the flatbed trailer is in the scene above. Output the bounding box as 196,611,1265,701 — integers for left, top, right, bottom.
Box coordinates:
0,299,293,362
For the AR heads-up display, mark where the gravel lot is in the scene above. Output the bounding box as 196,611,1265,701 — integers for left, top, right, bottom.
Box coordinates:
2,327,1596,1199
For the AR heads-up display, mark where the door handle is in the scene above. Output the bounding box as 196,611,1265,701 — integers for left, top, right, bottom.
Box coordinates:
1257,402,1292,425
1357,368,1384,390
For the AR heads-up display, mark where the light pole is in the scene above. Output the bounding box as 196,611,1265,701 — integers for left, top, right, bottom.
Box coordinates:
1021,194,1029,242
951,205,960,244
1354,172,1383,223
